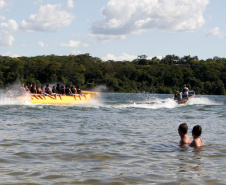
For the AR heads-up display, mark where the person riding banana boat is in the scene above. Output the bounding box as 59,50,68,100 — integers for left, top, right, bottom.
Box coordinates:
10,83,100,104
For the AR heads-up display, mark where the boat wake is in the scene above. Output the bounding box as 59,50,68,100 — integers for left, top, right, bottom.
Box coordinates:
0,91,222,109
100,96,223,110
111,98,180,109
186,96,222,106
0,84,32,106
0,94,31,106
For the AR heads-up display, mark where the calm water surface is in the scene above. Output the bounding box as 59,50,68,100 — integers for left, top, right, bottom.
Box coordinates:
0,92,225,185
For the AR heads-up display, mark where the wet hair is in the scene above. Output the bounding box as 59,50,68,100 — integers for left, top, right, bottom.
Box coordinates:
192,125,202,137
178,123,188,134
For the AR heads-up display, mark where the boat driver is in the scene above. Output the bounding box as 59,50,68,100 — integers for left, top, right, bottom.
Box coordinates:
181,85,189,98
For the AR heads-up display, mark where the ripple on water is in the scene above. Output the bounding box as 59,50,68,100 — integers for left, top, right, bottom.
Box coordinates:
0,94,225,184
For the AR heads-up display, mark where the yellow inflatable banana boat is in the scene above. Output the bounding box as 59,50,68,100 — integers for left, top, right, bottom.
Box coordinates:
28,91,100,105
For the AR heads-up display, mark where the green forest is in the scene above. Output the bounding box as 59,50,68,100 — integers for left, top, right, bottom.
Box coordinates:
0,54,226,95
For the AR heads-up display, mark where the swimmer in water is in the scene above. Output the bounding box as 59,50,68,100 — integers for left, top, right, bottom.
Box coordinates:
178,123,191,146
190,125,204,148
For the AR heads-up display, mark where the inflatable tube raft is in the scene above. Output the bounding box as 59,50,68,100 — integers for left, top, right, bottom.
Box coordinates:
28,91,100,105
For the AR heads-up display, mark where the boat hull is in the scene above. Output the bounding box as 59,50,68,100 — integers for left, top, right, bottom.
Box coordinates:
175,96,194,104
174,91,195,104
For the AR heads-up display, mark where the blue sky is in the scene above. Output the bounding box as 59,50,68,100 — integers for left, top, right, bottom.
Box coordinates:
0,0,225,61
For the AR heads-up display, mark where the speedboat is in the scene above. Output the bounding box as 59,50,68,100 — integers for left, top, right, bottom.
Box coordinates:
174,91,195,104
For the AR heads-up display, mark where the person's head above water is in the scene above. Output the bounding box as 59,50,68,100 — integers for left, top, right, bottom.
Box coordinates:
178,123,192,145
192,125,202,137
178,123,188,134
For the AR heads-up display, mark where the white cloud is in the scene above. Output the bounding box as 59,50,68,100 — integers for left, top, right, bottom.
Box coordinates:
71,50,82,55
206,27,226,39
60,40,89,48
101,53,138,61
34,0,43,5
101,53,162,61
82,43,89,48
38,41,48,47
3,51,18,58
65,0,74,9
20,2,74,32
0,15,5,21
0,0,6,9
0,19,18,47
92,0,209,41
0,1,18,47
60,40,81,47
88,33,126,43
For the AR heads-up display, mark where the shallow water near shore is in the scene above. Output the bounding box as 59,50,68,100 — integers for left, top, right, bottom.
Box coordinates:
0,92,225,184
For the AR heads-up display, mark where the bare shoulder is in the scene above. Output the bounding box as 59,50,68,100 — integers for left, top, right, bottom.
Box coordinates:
190,138,204,148
200,138,205,147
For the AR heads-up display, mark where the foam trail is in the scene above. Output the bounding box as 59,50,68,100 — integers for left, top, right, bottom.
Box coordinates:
186,97,222,105
109,98,180,109
0,84,32,106
0,93,31,106
104,96,222,110
68,98,105,108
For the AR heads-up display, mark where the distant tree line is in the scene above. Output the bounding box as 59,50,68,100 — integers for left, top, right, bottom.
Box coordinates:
0,54,226,95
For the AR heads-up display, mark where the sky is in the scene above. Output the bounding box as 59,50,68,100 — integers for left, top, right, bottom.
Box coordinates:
0,0,226,61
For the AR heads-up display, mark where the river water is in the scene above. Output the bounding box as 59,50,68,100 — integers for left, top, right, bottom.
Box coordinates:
0,92,225,184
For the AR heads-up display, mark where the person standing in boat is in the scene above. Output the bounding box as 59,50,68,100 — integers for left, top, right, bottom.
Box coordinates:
181,85,189,98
